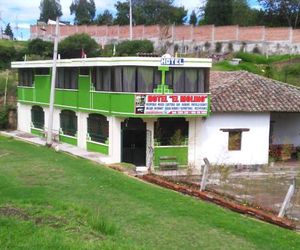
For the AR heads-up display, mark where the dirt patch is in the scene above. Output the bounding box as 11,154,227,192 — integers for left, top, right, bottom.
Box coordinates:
272,58,300,69
0,206,30,220
34,215,68,228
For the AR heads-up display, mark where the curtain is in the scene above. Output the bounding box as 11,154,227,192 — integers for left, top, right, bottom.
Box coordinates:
185,68,198,93
173,68,185,93
137,67,153,92
122,66,136,92
113,67,123,91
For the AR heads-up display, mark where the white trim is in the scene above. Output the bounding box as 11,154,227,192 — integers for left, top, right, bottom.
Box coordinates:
56,88,78,92
59,133,77,139
12,56,212,69
111,111,135,115
87,140,109,146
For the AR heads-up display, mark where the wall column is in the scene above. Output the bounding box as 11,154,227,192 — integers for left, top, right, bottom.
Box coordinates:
77,111,88,149
108,116,125,163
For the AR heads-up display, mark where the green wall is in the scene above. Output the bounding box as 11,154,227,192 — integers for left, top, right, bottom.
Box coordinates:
87,141,109,155
59,135,77,146
154,146,188,167
31,128,44,137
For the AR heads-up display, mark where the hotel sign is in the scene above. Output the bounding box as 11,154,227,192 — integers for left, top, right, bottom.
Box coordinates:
135,94,209,116
160,57,184,65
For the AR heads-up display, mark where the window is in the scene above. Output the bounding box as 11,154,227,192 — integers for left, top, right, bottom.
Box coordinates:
56,68,78,89
228,131,242,151
31,106,44,129
60,110,77,137
79,67,90,76
137,67,161,93
92,67,112,91
154,118,188,146
165,68,205,93
220,128,249,151
87,114,109,144
18,69,34,86
35,68,50,75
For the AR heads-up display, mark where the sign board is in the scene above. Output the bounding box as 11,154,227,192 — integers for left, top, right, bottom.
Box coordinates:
160,57,184,65
135,94,209,116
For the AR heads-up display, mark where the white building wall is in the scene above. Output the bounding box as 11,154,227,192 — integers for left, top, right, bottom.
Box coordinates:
108,116,124,163
77,111,88,149
17,102,31,133
198,112,271,166
187,117,202,168
271,113,300,146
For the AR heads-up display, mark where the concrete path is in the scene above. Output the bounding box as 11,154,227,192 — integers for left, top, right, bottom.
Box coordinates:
0,130,111,165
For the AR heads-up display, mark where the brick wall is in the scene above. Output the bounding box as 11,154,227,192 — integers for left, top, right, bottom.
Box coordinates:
30,24,300,54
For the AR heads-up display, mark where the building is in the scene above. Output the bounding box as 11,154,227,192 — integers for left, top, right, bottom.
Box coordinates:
12,57,300,168
12,56,211,168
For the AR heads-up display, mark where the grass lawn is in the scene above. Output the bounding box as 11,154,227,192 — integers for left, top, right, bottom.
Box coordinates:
0,135,299,249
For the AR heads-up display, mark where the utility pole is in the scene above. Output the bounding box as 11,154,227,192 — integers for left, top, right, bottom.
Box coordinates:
46,17,59,146
129,0,133,40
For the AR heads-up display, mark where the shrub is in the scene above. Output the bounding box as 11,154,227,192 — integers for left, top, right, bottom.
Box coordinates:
235,52,268,64
252,45,261,54
115,40,154,56
0,45,16,69
27,38,53,58
58,33,100,59
0,105,9,129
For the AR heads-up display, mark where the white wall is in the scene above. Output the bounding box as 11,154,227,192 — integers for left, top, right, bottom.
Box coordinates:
271,113,300,146
108,116,124,163
197,112,271,166
17,102,31,133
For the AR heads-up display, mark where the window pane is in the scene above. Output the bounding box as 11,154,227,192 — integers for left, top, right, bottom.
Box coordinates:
102,67,111,91
154,118,188,146
228,131,242,151
113,67,122,91
137,67,154,92
198,69,205,92
185,68,198,92
79,67,90,76
31,106,44,129
173,68,185,93
36,68,50,75
122,66,136,92
60,110,77,137
87,114,109,143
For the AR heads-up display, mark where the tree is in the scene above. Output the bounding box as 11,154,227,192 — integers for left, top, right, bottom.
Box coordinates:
4,23,13,39
189,10,198,25
232,0,259,26
114,0,187,25
202,0,233,25
258,0,300,28
95,9,114,25
39,0,62,22
27,38,53,58
115,40,154,56
70,0,96,25
58,33,100,58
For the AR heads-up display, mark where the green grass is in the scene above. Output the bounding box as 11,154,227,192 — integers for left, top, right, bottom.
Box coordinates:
0,135,299,249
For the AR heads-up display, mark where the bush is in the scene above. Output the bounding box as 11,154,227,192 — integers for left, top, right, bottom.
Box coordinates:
0,45,16,69
27,39,53,58
58,33,100,59
235,52,268,64
0,105,9,129
115,40,153,56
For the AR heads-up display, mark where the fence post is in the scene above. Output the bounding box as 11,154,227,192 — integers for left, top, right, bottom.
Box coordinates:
278,178,296,218
200,158,210,192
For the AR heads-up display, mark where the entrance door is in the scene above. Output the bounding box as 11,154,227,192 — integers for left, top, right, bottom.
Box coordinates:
121,118,146,166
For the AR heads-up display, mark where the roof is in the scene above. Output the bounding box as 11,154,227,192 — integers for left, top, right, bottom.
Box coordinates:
11,56,212,69
210,71,300,113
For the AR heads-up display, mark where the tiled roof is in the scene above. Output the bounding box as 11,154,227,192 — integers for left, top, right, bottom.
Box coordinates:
210,71,300,112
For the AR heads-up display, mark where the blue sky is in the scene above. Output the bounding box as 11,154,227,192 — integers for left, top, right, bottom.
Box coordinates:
0,0,259,40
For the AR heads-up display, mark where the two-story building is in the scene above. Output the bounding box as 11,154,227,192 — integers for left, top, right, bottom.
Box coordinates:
12,56,211,168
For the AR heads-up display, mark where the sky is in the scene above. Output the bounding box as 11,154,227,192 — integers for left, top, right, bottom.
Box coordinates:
0,0,260,40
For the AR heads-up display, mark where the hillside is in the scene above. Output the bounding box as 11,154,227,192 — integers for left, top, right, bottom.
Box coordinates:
213,53,300,87
0,135,300,249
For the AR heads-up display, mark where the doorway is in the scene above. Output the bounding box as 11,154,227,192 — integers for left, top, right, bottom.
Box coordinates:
121,118,146,166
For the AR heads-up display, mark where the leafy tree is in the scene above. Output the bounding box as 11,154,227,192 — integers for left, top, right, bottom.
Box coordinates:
58,33,100,58
115,40,154,56
39,0,63,22
258,0,300,28
114,0,187,25
4,23,14,39
0,45,16,69
232,0,259,26
95,9,114,25
189,10,198,25
202,0,233,25
70,0,96,25
27,39,53,58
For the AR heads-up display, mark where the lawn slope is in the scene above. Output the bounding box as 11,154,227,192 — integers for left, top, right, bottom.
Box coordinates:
0,135,299,249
